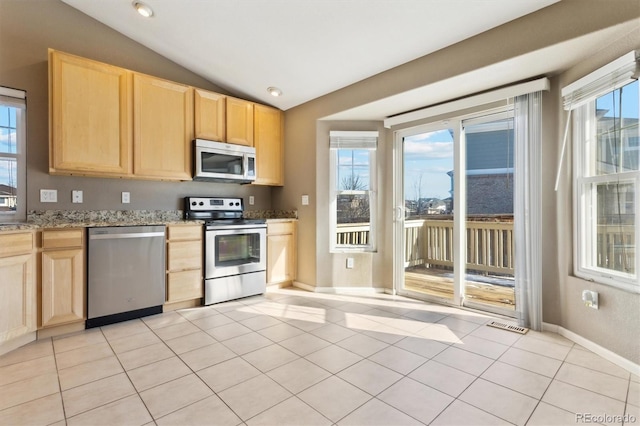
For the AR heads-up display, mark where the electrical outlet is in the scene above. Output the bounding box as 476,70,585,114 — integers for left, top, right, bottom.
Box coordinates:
346,257,354,269
301,195,309,205
582,290,599,309
122,192,130,204
72,190,83,203
249,196,255,205
40,189,58,203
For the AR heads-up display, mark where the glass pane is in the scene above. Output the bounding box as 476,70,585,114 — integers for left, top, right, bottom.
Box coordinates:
593,80,639,175
215,233,261,266
402,129,455,301
0,157,17,212
335,148,371,247
0,106,17,154
464,117,515,311
336,192,370,245
594,181,635,275
336,149,370,191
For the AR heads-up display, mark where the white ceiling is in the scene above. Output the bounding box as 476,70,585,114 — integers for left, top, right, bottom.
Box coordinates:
60,0,560,116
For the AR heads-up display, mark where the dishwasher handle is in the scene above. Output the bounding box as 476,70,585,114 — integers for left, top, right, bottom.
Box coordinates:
88,231,165,240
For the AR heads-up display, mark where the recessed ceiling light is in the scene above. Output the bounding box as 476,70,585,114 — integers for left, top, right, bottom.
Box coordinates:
132,1,154,18
267,87,283,97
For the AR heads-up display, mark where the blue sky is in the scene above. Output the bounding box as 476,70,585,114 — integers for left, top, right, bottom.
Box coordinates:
337,149,371,190
0,105,18,188
404,129,453,200
596,80,638,119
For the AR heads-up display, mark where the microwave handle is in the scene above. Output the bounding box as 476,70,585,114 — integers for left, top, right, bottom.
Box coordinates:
245,155,256,179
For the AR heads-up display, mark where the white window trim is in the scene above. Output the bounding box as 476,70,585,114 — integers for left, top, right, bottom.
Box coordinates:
329,131,378,253
0,87,26,222
572,92,640,293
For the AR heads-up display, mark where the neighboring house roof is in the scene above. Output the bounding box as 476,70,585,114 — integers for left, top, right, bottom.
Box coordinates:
0,184,17,195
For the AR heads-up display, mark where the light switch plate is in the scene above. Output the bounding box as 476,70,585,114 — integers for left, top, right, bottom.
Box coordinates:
72,190,83,203
249,196,255,205
40,189,58,203
301,195,309,205
122,192,130,204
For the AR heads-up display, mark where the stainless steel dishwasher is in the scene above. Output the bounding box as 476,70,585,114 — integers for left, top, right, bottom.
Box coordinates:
87,225,166,328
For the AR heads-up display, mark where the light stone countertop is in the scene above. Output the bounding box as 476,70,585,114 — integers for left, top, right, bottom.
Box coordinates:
0,208,297,232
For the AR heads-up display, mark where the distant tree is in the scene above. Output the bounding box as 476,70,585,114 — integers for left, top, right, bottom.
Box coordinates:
341,174,366,191
413,173,424,215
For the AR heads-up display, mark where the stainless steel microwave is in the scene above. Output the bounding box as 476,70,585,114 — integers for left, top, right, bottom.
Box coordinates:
193,139,256,183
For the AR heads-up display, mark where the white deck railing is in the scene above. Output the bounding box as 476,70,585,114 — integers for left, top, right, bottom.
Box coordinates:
337,219,635,276
337,219,515,276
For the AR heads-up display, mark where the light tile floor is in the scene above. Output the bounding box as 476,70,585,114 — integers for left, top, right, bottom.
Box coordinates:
1,288,638,425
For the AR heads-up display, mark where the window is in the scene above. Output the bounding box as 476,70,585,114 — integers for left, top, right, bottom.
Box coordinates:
572,76,639,291
329,131,378,251
0,87,26,222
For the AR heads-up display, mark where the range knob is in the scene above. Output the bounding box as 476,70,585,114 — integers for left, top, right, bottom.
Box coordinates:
199,202,204,206
191,201,197,206
235,202,240,206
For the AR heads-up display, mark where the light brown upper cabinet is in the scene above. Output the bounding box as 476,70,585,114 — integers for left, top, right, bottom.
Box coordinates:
194,89,226,142
254,104,284,186
49,50,132,177
226,97,254,146
133,74,194,180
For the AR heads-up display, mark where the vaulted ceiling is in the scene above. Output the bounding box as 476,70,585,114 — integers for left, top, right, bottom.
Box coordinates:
60,0,560,115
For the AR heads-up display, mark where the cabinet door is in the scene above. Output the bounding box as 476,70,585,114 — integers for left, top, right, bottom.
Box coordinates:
226,97,254,146
195,89,226,141
0,232,35,347
254,104,284,186
167,270,203,302
267,233,296,285
133,74,193,180
168,240,202,272
41,248,84,327
49,50,132,176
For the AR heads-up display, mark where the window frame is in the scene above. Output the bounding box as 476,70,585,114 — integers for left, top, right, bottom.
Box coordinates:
329,132,378,253
572,83,639,293
0,87,26,223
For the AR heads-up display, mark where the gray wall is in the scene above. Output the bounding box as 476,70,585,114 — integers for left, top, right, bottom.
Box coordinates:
276,1,640,363
0,0,274,214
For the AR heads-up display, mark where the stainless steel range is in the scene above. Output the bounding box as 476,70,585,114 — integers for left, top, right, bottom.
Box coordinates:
185,196,266,305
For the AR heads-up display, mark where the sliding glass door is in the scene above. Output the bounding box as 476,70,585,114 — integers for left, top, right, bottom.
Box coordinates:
394,111,517,317
400,126,457,304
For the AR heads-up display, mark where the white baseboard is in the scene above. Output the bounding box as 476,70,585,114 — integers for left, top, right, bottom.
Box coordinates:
291,281,387,295
543,322,640,376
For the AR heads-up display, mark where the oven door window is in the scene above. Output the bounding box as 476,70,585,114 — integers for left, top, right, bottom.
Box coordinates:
201,151,244,176
215,232,261,266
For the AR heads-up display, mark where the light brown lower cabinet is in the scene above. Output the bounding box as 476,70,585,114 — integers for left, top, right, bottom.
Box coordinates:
40,229,85,328
0,231,36,352
166,224,203,305
267,221,297,287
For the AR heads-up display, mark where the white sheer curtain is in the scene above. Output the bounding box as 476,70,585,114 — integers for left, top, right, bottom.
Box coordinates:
514,92,543,330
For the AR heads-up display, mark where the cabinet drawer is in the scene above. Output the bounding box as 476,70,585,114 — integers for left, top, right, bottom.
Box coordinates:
167,269,203,302
42,229,84,249
0,232,34,257
167,240,202,271
267,221,295,235
167,225,202,241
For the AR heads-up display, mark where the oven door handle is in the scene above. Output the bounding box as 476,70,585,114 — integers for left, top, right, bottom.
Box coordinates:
206,224,267,231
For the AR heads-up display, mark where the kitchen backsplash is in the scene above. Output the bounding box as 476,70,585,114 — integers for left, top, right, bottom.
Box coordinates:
243,209,298,219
